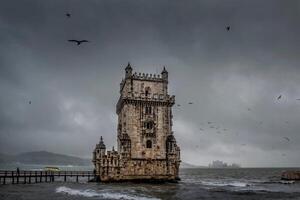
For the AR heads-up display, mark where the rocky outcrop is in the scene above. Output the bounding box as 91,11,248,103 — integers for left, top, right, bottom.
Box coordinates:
281,171,300,180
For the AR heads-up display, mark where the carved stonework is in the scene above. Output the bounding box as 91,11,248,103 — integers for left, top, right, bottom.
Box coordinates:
93,63,180,182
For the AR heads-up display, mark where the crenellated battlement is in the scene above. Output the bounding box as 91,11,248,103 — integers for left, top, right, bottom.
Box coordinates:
132,71,164,81
120,63,168,92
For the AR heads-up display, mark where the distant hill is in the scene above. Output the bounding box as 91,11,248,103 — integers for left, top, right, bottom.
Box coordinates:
0,151,91,166
0,152,207,168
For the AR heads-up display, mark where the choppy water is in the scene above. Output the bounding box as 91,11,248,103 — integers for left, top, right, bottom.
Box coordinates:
1,167,300,200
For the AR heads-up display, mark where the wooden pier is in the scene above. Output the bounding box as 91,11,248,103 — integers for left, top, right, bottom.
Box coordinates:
0,170,95,185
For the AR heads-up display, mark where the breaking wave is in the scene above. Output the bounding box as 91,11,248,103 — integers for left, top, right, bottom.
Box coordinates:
200,180,251,187
56,186,160,200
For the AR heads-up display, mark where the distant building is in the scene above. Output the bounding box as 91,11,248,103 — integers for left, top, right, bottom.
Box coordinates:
93,63,181,182
209,160,241,168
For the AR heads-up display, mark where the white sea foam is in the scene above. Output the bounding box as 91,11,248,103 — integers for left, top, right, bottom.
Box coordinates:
200,180,250,187
56,186,160,200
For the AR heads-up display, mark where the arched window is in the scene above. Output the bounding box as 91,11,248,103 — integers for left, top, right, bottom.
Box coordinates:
145,87,151,97
145,106,152,114
146,140,152,148
145,121,153,129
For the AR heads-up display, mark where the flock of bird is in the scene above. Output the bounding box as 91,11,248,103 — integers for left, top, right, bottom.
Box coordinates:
175,94,299,155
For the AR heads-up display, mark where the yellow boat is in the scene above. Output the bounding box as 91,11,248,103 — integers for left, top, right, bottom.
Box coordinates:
44,166,60,171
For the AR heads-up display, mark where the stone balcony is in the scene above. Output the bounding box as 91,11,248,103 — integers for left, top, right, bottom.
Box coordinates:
116,93,175,113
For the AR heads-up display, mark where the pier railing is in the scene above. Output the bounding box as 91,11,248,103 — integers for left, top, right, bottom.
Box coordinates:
0,170,95,185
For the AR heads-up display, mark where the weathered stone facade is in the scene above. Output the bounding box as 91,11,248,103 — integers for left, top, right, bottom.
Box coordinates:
92,63,180,182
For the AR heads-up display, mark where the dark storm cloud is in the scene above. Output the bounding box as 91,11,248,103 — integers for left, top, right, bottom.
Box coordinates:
0,0,299,167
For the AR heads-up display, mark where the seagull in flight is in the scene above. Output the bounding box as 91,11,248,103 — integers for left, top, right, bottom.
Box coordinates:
66,13,71,18
226,26,230,31
68,39,90,45
277,95,282,100
283,137,290,142
29,101,31,104
188,102,193,104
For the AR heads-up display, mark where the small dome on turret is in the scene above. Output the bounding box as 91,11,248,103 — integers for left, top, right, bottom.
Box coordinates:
161,66,168,74
125,62,133,78
166,134,176,142
125,62,132,70
161,66,168,80
99,136,106,149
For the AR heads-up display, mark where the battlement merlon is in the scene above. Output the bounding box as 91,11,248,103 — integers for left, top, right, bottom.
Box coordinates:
116,94,175,114
120,63,168,93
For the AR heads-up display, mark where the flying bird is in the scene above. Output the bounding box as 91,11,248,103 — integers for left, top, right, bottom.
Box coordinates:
207,122,212,124
296,99,300,100
226,26,230,31
277,95,282,100
66,13,71,18
199,128,204,131
29,101,31,104
188,102,193,104
177,104,181,107
283,137,290,142
68,39,90,45
247,108,251,111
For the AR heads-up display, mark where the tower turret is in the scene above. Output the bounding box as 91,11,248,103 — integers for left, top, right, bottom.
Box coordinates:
161,66,168,80
99,136,106,154
125,62,132,78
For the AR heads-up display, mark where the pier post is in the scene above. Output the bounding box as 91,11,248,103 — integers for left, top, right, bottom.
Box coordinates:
3,171,7,185
76,175,78,182
24,171,26,184
45,172,47,182
29,171,31,184
12,171,14,184
35,171,37,183
40,171,42,182
17,172,19,184
64,173,66,182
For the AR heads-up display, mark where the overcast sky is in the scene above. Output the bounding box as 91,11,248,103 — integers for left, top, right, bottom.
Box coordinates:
0,0,300,167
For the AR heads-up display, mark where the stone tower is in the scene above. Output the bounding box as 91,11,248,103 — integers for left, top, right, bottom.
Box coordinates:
93,63,180,182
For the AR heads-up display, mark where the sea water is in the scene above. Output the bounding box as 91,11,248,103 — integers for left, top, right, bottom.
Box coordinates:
0,167,300,200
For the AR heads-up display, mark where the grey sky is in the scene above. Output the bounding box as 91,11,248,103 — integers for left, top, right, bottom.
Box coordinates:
0,0,300,167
